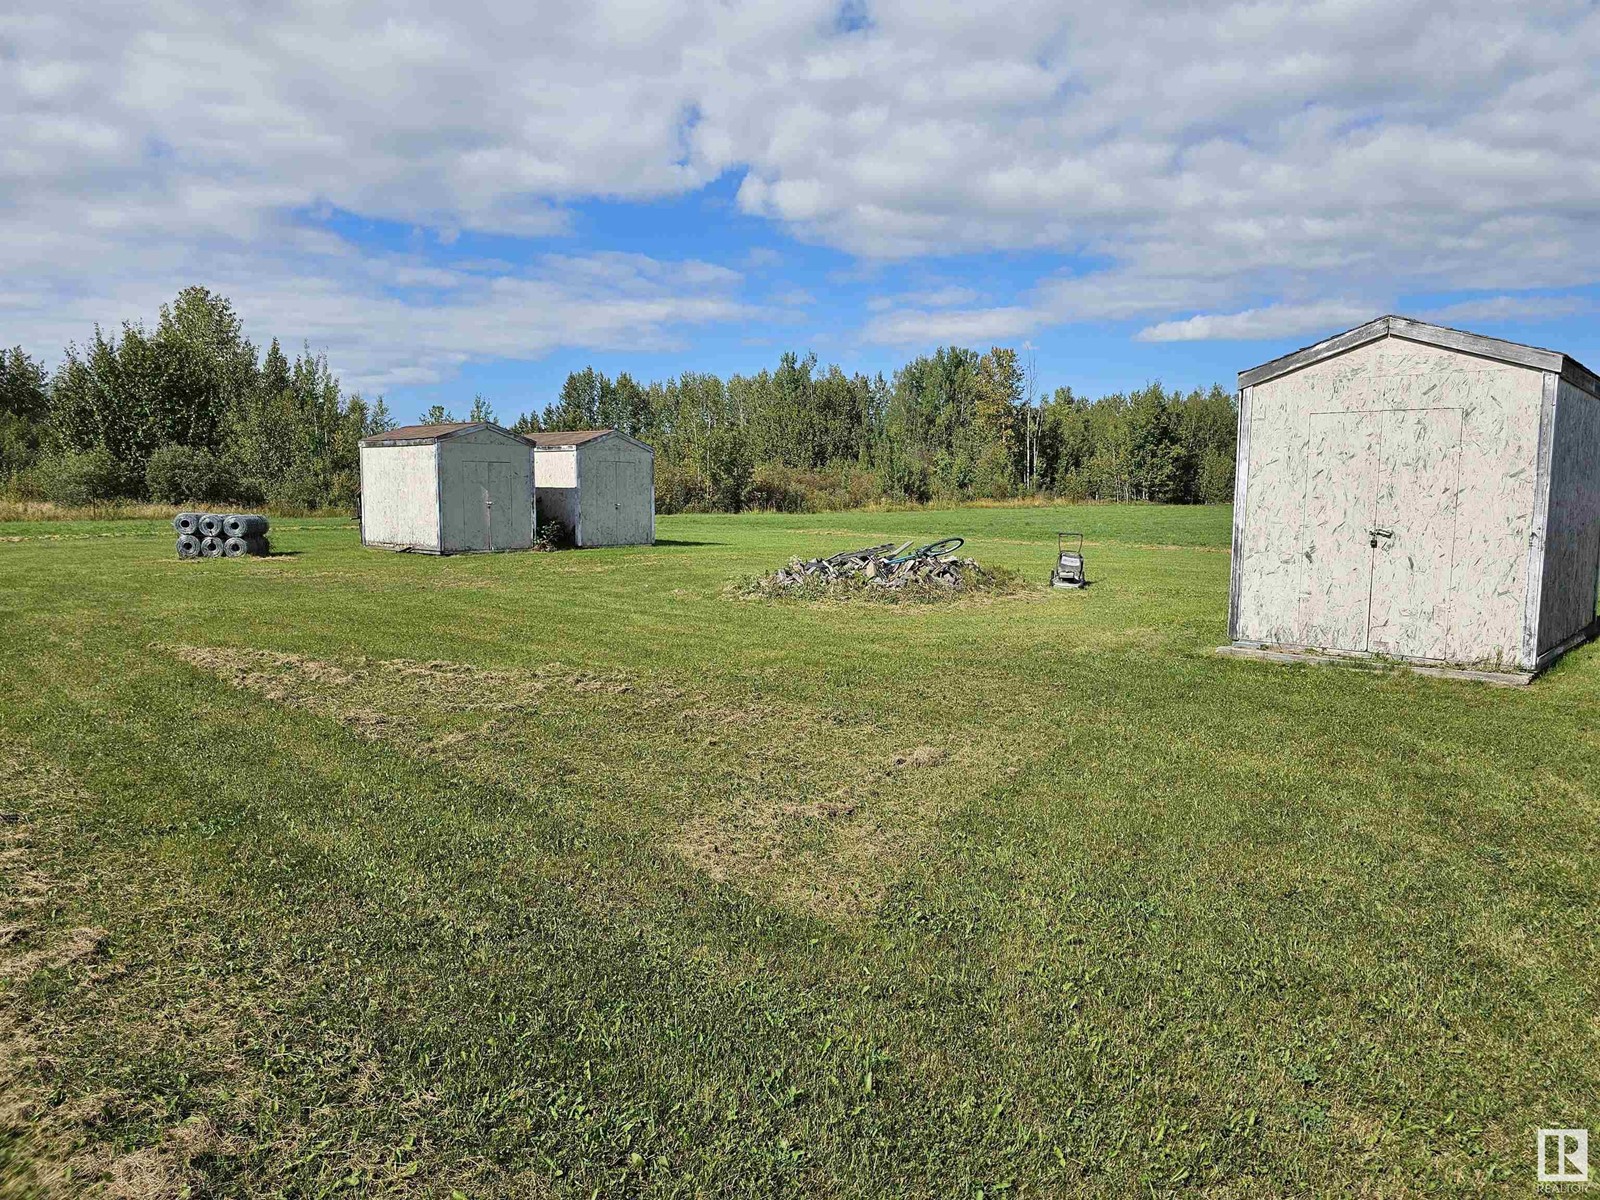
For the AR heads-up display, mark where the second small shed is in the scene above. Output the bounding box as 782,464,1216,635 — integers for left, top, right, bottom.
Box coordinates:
527,429,655,547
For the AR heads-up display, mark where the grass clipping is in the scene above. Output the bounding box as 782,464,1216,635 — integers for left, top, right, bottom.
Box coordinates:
737,551,1026,603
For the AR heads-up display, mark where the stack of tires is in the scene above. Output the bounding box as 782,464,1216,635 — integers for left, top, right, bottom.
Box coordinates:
174,512,271,559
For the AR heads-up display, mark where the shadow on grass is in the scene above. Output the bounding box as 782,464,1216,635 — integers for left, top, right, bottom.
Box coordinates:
651,539,727,547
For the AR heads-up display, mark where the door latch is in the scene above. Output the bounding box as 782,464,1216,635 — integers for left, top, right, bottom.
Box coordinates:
1368,526,1393,548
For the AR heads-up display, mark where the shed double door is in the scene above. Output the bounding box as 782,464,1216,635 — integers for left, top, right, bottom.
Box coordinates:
1299,408,1461,658
461,459,514,551
585,455,650,545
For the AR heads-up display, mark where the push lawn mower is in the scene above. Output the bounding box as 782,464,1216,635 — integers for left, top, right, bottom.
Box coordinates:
1050,531,1087,589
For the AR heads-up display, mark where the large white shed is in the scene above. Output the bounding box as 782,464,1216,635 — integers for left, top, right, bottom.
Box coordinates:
527,429,655,547
359,421,534,554
1227,316,1600,680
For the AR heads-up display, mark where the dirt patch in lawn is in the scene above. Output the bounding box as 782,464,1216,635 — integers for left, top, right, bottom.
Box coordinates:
166,645,992,919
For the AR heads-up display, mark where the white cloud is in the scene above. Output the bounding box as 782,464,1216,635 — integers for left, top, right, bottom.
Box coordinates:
1421,293,1596,326
866,284,978,313
743,247,784,270
2,0,1598,375
863,305,1038,346
1135,302,1379,343
5,235,753,391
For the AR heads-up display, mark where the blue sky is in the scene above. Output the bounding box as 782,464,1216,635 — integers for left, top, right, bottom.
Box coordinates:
4,1,1598,423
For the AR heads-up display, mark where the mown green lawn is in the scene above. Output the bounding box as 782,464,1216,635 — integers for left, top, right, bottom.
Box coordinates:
1,504,1596,1197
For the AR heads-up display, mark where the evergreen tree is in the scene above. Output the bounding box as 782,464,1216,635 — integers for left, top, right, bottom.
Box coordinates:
364,396,398,436
545,368,602,430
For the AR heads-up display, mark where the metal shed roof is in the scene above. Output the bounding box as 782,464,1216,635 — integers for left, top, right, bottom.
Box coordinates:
1239,315,1598,396
361,421,523,448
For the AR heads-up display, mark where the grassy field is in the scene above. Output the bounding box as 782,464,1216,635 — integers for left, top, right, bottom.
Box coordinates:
2,503,1596,1197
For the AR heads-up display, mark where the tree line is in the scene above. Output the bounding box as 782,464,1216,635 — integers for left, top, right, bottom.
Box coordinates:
1,287,1236,513
505,346,1236,512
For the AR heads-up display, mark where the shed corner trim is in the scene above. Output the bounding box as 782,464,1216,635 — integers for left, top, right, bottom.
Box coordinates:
1236,316,1392,389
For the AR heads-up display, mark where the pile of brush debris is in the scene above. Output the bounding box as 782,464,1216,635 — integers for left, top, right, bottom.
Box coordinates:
744,538,1021,600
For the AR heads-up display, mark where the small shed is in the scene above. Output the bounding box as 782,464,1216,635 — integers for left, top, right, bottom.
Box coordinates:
1227,316,1600,679
359,421,534,554
526,429,655,547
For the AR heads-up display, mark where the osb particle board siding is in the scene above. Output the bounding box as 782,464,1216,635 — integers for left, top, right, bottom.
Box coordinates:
1538,380,1600,652
1237,336,1543,664
360,444,440,549
1365,407,1462,660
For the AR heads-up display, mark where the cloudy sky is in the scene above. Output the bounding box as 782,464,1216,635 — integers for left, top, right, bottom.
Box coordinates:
4,0,1598,420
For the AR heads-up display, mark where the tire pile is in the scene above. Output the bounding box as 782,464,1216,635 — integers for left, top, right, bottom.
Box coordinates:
174,512,271,560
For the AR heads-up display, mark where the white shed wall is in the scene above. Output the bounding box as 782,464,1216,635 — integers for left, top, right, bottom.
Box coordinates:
537,449,578,488
1235,336,1544,667
438,431,534,553
1537,378,1600,655
533,448,581,538
359,444,440,551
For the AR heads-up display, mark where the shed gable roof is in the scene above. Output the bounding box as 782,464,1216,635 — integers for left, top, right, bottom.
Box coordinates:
523,428,654,455
361,421,523,448
523,429,615,448
1239,315,1598,396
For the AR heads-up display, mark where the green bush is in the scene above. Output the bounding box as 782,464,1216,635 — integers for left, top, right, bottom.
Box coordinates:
145,444,237,505
2,462,47,501
258,463,358,513
265,463,328,512
0,411,43,483
37,448,141,506
654,462,712,515
704,430,752,513
972,442,1017,499
713,462,891,515
1194,447,1236,504
326,469,361,511
1054,470,1091,503
744,463,810,513
883,455,932,504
